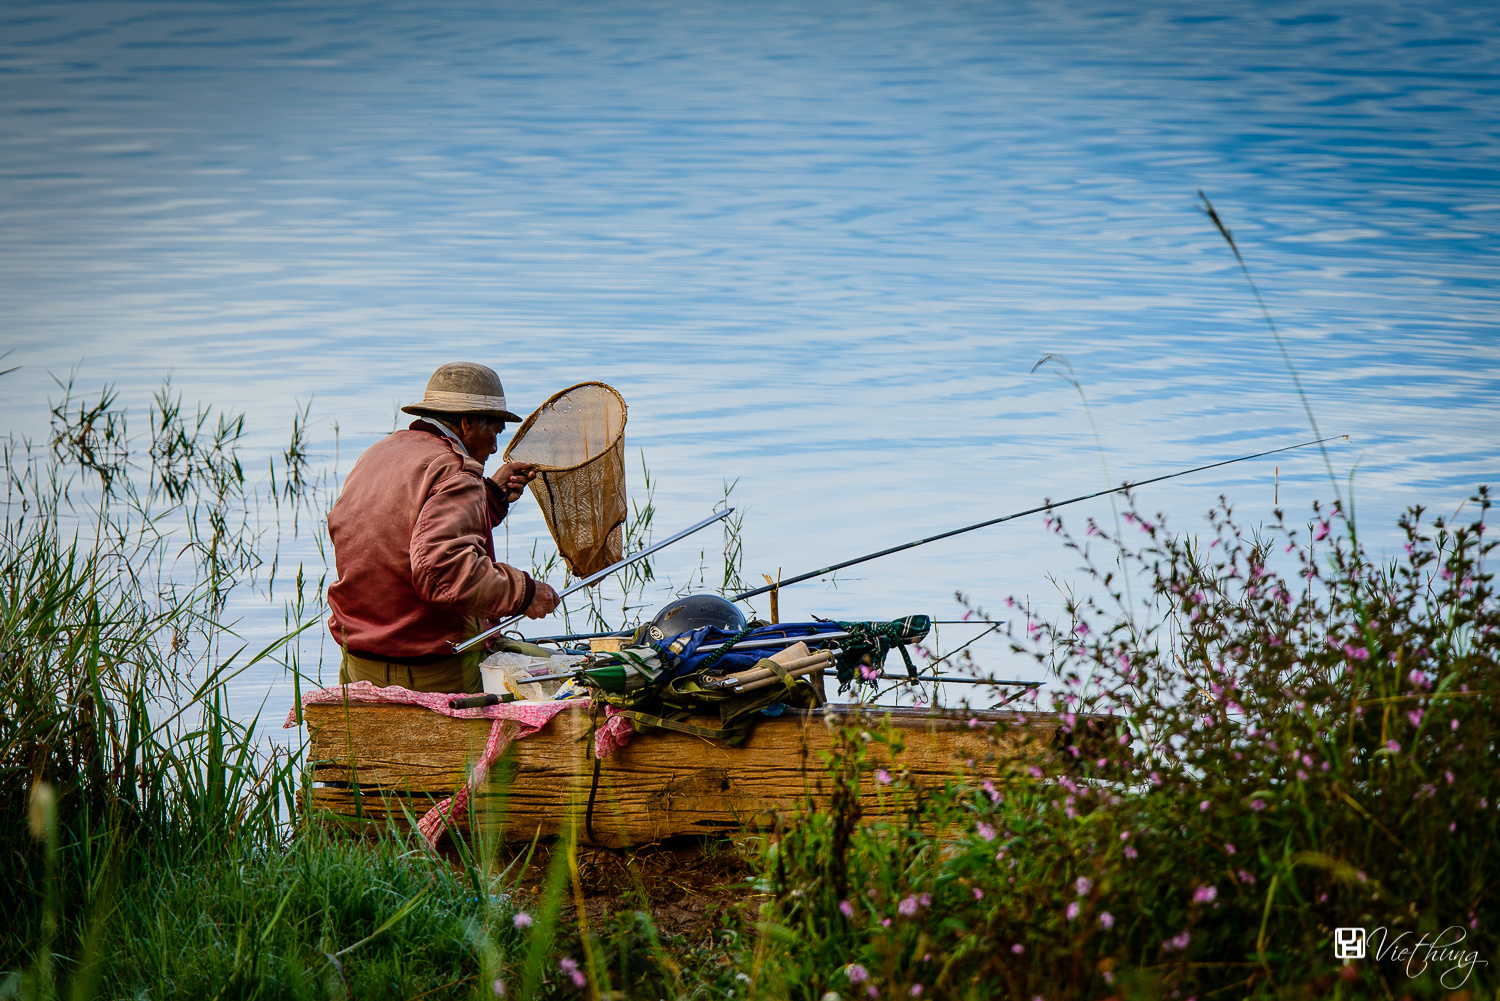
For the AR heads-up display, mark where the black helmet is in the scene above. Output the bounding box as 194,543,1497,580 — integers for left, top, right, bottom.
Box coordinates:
647,594,746,641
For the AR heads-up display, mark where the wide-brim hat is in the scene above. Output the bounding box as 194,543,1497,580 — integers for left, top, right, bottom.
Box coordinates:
401,362,524,423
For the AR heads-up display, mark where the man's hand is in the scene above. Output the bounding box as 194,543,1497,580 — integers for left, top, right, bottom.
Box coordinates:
490,461,537,503
524,581,560,619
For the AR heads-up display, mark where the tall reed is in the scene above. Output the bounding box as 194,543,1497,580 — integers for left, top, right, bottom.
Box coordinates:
1,380,316,989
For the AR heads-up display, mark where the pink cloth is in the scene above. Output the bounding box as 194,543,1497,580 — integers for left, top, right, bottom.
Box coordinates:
325,423,534,659
286,682,636,848
416,718,519,848
596,705,637,758
282,679,571,730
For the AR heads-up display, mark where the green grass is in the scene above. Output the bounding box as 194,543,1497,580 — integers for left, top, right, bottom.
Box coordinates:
106,831,504,1000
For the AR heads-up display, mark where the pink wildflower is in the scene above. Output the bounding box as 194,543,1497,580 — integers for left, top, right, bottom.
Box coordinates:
1075,877,1093,896
876,769,893,785
973,887,984,900
898,896,919,917
1199,800,1211,812
976,822,996,842
1238,869,1255,884
558,957,586,989
1314,521,1329,541
1012,943,1025,954
513,912,533,929
1193,885,1217,904
968,717,980,728
1065,901,1080,921
919,893,931,907
493,979,506,997
881,918,891,927
1098,912,1114,930
910,986,924,997
1225,843,1236,855
1124,846,1138,859
1385,740,1401,753
1119,830,1130,841
840,900,855,918
1251,799,1267,812
846,964,870,983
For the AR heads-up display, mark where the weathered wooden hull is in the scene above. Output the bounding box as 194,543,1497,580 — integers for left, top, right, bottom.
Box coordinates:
304,702,1053,848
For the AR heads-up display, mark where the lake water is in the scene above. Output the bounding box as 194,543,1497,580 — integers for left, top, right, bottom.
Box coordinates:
2,0,1498,731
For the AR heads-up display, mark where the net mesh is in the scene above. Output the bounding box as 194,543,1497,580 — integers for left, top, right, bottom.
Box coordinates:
503,382,628,578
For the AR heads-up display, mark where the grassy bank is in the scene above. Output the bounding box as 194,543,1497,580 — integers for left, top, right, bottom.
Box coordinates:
3,383,1495,999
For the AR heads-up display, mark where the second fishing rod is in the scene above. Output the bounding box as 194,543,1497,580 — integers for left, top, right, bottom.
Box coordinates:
730,435,1346,602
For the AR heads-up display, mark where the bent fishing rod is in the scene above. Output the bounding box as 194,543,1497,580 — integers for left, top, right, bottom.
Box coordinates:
730,435,1346,603
452,507,735,654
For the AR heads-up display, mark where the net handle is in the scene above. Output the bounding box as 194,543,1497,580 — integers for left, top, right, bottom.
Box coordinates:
502,381,628,473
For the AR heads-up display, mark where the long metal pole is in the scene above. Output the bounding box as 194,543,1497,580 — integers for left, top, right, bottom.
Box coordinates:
877,674,1040,686
452,507,735,654
730,435,1345,602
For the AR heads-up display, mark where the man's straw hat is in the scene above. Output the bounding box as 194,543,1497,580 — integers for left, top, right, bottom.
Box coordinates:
401,362,524,423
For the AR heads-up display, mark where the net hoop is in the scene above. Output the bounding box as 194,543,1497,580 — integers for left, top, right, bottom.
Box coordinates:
503,382,628,578
503,381,627,471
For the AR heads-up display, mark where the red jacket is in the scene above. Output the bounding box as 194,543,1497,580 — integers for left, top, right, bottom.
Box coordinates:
326,422,536,658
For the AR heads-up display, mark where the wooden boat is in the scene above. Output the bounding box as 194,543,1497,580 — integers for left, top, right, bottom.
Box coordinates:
304,701,1056,848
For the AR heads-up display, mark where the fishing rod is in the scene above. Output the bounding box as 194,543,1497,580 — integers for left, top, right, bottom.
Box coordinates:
878,674,1040,687
447,658,1041,709
452,507,735,654
522,619,993,646
731,435,1346,602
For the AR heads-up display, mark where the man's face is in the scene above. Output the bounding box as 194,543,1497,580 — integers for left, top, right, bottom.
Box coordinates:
458,415,505,465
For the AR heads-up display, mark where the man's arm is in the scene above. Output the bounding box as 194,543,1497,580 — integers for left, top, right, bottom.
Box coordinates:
411,469,535,618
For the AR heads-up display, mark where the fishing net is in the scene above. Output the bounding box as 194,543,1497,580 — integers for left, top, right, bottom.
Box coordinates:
503,382,628,578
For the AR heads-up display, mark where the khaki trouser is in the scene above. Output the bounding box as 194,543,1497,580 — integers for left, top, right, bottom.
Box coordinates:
337,647,483,694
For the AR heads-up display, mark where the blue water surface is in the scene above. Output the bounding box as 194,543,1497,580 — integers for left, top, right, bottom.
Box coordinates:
1,0,1497,728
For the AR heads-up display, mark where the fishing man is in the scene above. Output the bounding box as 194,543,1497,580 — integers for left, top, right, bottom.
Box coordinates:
326,362,560,693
